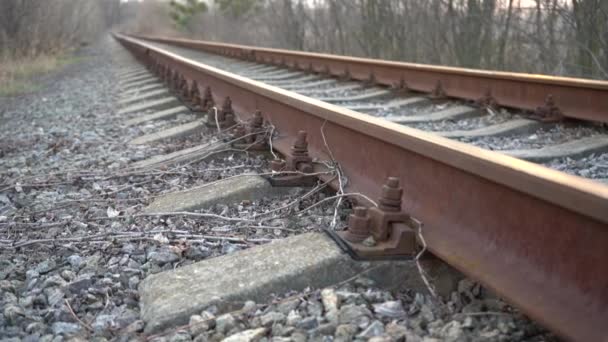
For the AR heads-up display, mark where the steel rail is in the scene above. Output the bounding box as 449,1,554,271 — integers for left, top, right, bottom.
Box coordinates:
131,34,608,124
115,34,608,341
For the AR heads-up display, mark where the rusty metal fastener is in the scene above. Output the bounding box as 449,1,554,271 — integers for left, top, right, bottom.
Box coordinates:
189,80,201,109
476,88,498,109
431,81,446,98
392,78,410,94
535,95,564,122
201,86,214,112
288,131,313,173
267,130,316,187
337,177,418,258
180,76,190,101
232,110,268,150
343,207,371,243
206,96,236,128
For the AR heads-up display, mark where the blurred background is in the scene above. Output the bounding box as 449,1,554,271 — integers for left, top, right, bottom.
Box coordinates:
1,0,607,81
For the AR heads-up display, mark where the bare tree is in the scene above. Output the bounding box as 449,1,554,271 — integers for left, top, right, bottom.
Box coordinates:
119,0,608,80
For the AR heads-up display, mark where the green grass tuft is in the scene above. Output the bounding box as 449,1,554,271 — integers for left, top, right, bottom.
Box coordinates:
0,51,83,97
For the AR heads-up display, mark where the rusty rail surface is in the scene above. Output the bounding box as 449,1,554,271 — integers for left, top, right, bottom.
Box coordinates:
131,34,608,124
115,34,608,341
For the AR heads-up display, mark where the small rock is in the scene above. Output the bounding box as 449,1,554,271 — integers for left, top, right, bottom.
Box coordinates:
439,320,463,341
4,304,25,323
321,288,339,312
43,274,68,288
190,315,212,336
311,322,337,336
221,243,240,254
276,298,299,314
45,287,65,307
290,332,307,342
260,312,286,326
295,316,318,330
60,269,76,281
26,269,40,280
125,320,145,334
216,313,236,334
34,259,56,274
128,275,140,289
23,334,42,342
148,249,180,265
67,274,93,294
122,244,136,255
358,320,385,338
338,304,371,325
185,245,212,259
52,322,82,335
385,321,408,340
67,255,84,269
286,310,301,326
169,330,192,342
242,300,257,313
81,254,101,273
92,314,116,332
305,299,323,317
335,324,358,340
114,307,139,328
222,328,266,342
373,300,406,318
25,322,47,334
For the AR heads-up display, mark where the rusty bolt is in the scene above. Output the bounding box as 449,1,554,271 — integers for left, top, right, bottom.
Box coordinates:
344,207,371,243
190,81,201,106
180,77,189,99
378,177,403,212
292,131,309,156
222,97,234,116
202,86,214,110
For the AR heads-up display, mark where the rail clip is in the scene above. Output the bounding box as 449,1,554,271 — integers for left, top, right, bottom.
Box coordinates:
267,130,316,187
337,177,419,259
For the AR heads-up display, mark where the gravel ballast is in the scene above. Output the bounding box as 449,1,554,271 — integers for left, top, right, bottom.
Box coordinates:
0,37,343,341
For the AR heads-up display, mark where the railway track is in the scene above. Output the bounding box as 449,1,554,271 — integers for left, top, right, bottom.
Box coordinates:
114,34,608,341
133,36,608,182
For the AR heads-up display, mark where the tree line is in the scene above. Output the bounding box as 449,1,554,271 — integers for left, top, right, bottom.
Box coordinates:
121,0,608,80
0,0,120,59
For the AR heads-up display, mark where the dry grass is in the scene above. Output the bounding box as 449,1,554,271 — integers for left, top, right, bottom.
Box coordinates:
0,52,81,97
